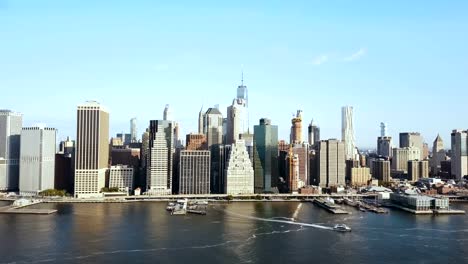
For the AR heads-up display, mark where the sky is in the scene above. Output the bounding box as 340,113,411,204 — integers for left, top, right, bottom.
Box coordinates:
0,0,467,148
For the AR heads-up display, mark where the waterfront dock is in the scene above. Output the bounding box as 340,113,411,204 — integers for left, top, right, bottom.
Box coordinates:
0,199,57,215
312,199,349,214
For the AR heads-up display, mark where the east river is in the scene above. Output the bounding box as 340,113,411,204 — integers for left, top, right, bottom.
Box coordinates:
0,201,467,264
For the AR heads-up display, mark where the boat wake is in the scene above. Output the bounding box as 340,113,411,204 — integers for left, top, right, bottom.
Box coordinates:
223,209,333,231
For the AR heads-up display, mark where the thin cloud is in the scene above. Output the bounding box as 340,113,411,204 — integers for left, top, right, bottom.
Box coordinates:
311,54,329,66
344,48,367,62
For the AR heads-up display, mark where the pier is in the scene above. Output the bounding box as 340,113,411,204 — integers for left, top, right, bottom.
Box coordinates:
0,199,57,215
311,199,349,214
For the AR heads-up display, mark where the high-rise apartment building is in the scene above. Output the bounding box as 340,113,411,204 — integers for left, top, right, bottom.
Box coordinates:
342,106,357,160
311,139,346,187
19,126,56,195
392,147,421,173
0,110,23,191
253,118,279,193
431,134,445,175
400,132,424,160
74,101,109,198
451,130,468,180
178,150,210,194
147,120,174,195
408,160,429,182
225,140,254,194
377,137,393,157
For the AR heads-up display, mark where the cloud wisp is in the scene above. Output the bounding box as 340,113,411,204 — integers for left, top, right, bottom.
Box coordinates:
311,54,329,66
344,48,367,62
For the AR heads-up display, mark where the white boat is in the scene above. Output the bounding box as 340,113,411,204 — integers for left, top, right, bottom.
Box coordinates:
333,224,352,232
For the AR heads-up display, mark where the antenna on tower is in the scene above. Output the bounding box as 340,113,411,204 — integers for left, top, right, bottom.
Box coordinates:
241,70,244,86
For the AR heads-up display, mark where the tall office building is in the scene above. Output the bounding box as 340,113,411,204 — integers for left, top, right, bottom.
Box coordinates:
226,98,248,145
377,137,393,157
19,126,56,195
286,153,301,192
55,137,75,194
431,134,446,175
408,160,429,182
342,106,357,160
290,110,303,144
392,147,420,172
308,119,320,147
130,118,138,143
203,107,223,148
291,143,309,187
225,140,254,194
451,130,468,180
311,139,346,187
400,132,424,160
198,106,205,134
237,72,248,105
147,120,174,195
0,110,23,191
253,118,279,193
74,101,109,198
178,150,210,194
372,159,391,182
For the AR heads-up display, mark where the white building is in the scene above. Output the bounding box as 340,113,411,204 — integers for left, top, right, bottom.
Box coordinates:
341,106,357,160
147,120,174,195
74,101,109,198
392,147,421,173
226,98,248,145
225,140,254,194
19,126,56,195
109,165,134,192
0,110,23,191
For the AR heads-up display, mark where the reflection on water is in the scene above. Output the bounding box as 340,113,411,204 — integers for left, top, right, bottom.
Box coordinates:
0,202,466,264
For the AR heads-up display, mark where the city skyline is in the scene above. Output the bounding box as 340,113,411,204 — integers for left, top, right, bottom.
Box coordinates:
1,1,468,148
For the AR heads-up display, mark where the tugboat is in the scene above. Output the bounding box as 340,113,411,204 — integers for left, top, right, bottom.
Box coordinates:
333,224,352,232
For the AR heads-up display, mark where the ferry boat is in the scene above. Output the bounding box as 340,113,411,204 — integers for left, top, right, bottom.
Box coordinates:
333,224,352,232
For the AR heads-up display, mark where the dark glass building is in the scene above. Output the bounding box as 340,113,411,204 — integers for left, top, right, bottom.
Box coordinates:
253,118,279,193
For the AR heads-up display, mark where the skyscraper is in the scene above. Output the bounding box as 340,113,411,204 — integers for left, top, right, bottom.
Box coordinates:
342,106,357,160
186,133,208,150
380,122,387,137
147,120,174,195
130,118,138,143
0,110,22,191
372,159,391,182
179,150,211,194
308,119,320,147
290,110,303,144
377,137,393,157
163,104,172,121
400,132,424,160
431,134,445,175
203,107,223,148
392,147,420,172
198,106,205,134
19,126,56,195
451,130,468,180
311,139,346,187
226,98,248,145
74,101,109,198
237,72,248,105
225,140,254,194
253,118,279,193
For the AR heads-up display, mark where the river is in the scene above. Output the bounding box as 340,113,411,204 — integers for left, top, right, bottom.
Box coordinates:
0,201,466,263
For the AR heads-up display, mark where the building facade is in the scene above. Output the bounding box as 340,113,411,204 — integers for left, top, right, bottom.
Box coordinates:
226,98,248,145
290,110,303,144
308,119,320,147
377,136,392,157
400,132,424,160
147,120,174,195
350,167,371,186
225,140,254,194
0,110,23,191
431,134,445,175
186,133,208,150
109,165,134,192
178,150,210,194
311,139,346,187
451,129,468,180
203,107,223,148
372,159,391,182
74,101,109,198
342,106,357,160
253,118,279,193
19,126,56,195
392,147,421,173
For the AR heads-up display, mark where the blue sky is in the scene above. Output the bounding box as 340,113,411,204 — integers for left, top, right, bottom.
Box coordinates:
0,0,467,148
